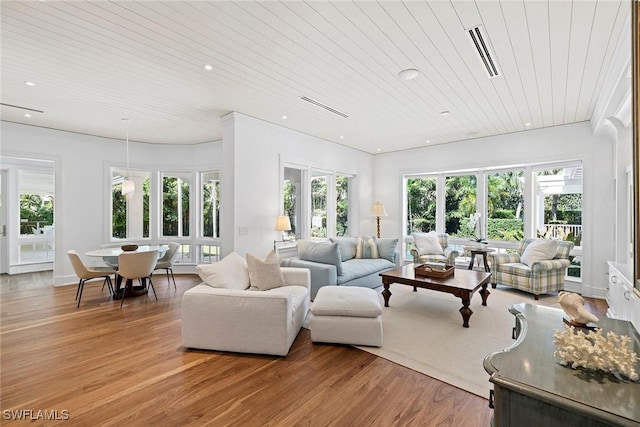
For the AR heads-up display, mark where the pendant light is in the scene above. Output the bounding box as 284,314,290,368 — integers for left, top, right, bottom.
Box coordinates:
121,118,134,196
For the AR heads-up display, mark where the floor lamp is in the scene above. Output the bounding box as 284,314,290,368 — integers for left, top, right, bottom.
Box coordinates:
370,201,388,238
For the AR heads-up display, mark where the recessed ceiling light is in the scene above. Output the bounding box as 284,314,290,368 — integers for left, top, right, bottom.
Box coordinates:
282,115,287,119
376,148,381,152
440,111,451,116
525,122,531,127
24,81,35,86
426,139,431,143
204,64,213,71
339,135,344,139
398,68,419,80
24,113,32,118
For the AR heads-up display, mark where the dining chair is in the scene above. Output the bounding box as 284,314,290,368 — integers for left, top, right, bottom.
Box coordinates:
117,250,159,308
68,250,116,308
153,242,180,289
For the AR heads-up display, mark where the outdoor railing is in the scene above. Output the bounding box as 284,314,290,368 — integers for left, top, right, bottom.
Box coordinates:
541,224,582,240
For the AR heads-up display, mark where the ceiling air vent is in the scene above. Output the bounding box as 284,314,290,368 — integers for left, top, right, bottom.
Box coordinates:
467,25,500,78
0,103,44,113
300,96,349,118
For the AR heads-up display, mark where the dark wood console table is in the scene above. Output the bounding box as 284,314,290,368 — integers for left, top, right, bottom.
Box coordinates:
484,303,640,427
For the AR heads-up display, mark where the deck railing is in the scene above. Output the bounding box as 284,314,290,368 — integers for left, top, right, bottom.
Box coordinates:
540,224,582,240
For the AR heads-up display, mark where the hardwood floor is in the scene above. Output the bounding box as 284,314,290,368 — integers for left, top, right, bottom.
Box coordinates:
0,272,607,426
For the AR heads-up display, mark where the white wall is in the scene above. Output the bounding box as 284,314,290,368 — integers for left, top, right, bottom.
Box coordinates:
221,112,375,259
373,122,614,298
0,117,626,299
1,122,221,285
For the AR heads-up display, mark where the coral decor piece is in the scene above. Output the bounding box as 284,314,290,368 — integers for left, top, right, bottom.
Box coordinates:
558,291,599,326
553,326,639,381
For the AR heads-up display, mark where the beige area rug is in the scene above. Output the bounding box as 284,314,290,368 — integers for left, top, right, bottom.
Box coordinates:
306,283,562,399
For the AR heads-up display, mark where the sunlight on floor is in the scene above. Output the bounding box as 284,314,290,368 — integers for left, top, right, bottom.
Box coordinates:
0,270,53,294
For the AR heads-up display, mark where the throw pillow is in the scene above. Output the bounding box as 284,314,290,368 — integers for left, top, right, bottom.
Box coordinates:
355,236,373,259
520,239,559,266
355,237,365,258
298,240,343,276
367,238,379,259
197,252,250,290
329,237,357,261
413,231,443,255
375,237,399,263
246,250,286,291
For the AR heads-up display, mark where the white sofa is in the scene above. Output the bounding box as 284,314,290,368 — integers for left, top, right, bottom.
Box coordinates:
182,267,310,356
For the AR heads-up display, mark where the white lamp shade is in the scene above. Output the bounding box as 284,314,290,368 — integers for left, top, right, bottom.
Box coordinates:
275,215,292,231
370,201,388,217
121,179,135,195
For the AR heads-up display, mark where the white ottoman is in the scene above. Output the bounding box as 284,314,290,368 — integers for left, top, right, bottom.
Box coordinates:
309,286,383,347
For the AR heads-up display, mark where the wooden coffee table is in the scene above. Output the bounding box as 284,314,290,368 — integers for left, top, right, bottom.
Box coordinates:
379,264,491,328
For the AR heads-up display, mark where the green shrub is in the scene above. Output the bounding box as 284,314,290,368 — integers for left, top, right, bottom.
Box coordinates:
487,218,523,241
491,209,515,219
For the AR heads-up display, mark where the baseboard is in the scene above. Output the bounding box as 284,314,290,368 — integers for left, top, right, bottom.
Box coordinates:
8,262,53,275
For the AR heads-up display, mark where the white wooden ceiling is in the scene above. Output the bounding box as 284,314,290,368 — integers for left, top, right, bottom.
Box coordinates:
0,0,630,154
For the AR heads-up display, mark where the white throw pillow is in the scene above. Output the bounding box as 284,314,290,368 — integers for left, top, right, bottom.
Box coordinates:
520,239,559,266
247,250,286,291
197,252,250,290
413,231,443,255
367,238,379,259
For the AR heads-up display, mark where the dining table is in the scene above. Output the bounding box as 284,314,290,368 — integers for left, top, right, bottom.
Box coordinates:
86,245,168,300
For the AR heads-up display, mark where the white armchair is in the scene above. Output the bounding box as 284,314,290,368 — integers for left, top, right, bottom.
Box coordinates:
182,267,310,356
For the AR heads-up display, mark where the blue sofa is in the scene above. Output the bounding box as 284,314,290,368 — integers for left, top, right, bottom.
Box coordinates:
280,237,399,300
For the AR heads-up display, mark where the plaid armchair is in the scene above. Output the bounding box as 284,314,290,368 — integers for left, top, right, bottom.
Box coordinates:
487,238,574,300
409,233,460,266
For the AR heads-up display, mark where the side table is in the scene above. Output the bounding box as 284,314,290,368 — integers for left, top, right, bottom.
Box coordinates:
465,246,494,272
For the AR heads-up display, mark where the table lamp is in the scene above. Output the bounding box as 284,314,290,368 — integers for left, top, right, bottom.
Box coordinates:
370,201,388,238
274,215,292,250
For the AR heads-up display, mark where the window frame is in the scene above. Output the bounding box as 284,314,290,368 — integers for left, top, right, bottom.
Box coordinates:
159,171,192,238
403,161,583,263
281,161,357,240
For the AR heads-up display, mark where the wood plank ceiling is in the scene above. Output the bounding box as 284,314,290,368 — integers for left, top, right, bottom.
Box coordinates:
0,0,630,153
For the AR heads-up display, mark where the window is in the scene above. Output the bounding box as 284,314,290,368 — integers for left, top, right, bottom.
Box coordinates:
282,164,354,239
534,164,583,280
403,162,582,280
406,176,437,234
199,244,220,263
19,170,54,236
487,170,524,241
111,168,150,239
162,172,190,237
201,171,220,238
445,174,477,237
533,165,583,245
283,167,303,240
175,243,192,263
336,174,351,236
18,169,55,263
310,172,327,238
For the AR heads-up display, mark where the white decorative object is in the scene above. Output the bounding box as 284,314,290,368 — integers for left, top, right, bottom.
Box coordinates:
558,291,599,326
553,326,639,381
467,212,486,244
